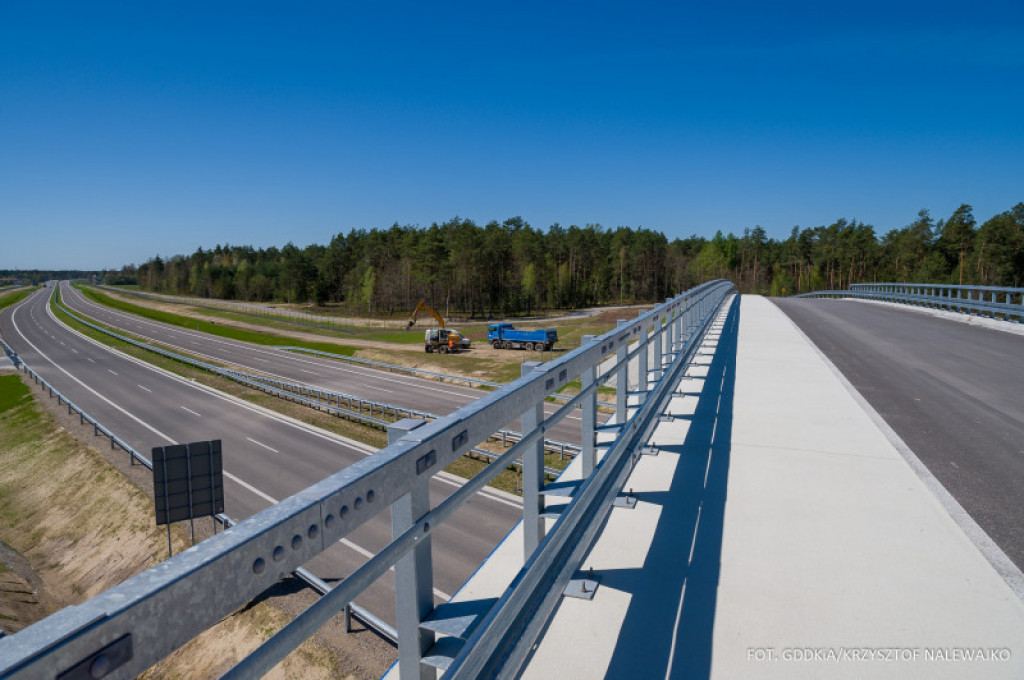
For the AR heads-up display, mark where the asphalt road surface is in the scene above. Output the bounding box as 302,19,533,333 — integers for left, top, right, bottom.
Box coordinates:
58,283,585,445
0,287,523,624
773,297,1024,571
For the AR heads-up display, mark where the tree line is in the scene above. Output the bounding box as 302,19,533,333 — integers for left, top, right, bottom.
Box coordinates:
116,202,1023,317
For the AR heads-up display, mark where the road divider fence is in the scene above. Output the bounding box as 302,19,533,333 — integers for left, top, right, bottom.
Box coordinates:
797,282,1024,322
56,292,577,476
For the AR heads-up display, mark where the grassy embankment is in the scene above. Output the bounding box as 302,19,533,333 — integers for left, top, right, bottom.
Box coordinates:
78,286,360,356
0,287,36,313
0,373,342,677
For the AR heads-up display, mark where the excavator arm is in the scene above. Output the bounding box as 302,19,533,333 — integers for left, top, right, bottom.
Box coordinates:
407,299,446,330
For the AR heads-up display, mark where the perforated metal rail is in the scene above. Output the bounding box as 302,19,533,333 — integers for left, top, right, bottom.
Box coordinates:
0,280,736,680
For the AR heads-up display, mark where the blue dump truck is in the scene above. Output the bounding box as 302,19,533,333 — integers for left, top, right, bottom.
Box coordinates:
487,323,558,351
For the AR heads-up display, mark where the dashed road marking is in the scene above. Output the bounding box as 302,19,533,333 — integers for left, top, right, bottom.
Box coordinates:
246,437,279,454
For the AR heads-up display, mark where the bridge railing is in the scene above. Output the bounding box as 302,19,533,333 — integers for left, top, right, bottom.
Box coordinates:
796,282,1024,322
0,280,735,680
0,321,392,644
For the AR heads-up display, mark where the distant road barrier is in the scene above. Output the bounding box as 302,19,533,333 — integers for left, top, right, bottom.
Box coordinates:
796,282,1024,322
0,279,735,680
59,288,579,470
1,336,151,468
90,284,618,405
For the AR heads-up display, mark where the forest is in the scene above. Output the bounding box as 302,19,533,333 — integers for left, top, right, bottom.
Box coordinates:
115,202,1024,318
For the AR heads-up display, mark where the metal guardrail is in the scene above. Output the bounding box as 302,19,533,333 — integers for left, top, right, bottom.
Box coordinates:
60,289,582,466
796,282,1024,322
0,328,394,646
93,285,501,388
96,284,373,330
0,279,736,680
91,284,618,405
2,337,151,468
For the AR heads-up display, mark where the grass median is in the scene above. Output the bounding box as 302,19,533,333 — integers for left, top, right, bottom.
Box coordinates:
78,286,359,356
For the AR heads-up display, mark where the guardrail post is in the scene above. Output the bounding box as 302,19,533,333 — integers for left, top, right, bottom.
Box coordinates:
580,336,597,477
521,361,546,556
615,321,628,424
653,301,667,380
637,312,649,394
674,303,685,351
388,418,436,680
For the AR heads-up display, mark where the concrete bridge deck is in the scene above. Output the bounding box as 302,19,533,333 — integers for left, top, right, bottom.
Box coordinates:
411,295,1024,679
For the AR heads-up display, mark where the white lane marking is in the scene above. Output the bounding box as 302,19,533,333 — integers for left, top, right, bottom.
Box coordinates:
181,406,202,417
71,348,78,354
300,369,317,374
363,384,393,393
86,357,96,363
108,369,118,375
137,384,152,393
246,437,279,454
9,302,177,446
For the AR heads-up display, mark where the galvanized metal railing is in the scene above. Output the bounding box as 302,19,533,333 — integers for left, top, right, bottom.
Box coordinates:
797,282,1024,322
0,323,394,645
0,279,735,680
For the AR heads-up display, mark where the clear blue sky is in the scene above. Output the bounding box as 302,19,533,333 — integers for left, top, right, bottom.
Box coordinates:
2,1,1022,270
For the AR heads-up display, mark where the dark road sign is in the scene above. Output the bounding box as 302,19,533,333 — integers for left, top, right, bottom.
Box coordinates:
152,440,224,526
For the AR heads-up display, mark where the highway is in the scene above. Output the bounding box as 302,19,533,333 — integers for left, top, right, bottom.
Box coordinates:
0,287,523,624
58,283,586,445
773,297,1024,570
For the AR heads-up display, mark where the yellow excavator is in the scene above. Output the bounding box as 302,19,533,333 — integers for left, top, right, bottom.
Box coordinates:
407,299,471,353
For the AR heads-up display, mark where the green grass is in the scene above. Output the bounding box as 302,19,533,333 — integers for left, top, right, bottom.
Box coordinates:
0,287,35,313
77,286,359,357
0,375,32,414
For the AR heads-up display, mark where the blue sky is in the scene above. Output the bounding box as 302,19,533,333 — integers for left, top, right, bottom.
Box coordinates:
2,1,1022,269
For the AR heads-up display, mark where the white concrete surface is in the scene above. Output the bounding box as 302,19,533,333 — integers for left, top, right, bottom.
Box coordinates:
386,295,1024,679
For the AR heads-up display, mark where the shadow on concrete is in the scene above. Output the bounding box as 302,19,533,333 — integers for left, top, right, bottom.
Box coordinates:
600,298,738,680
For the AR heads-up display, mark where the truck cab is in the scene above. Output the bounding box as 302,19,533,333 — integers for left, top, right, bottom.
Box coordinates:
425,328,462,353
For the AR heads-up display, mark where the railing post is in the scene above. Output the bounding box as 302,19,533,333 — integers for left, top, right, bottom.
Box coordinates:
676,302,686,350
653,300,667,380
580,335,597,478
388,418,436,680
615,321,628,424
637,311,649,394
665,308,675,359
521,361,546,556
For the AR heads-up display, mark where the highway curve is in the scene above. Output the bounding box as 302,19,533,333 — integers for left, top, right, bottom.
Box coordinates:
58,283,585,446
0,287,523,625
772,297,1024,570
